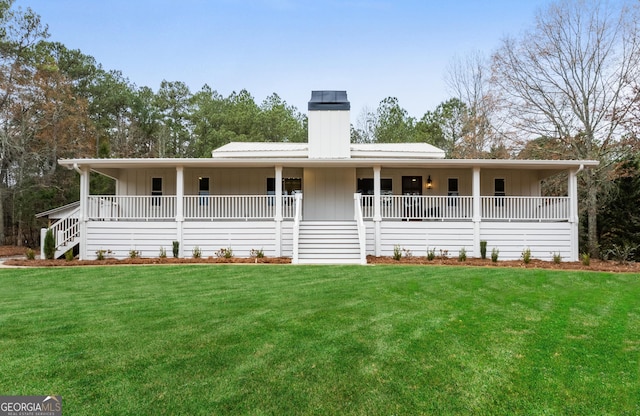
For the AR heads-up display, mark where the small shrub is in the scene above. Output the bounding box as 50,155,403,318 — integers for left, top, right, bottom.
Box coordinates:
491,248,499,263
129,249,141,259
96,249,112,260
64,249,74,261
552,252,562,264
192,246,202,259
480,240,487,260
402,247,413,259
426,247,436,261
250,248,265,259
458,247,467,262
581,252,590,266
521,247,531,264
44,228,55,260
439,249,449,260
159,247,167,259
605,243,638,265
25,248,36,260
172,241,180,258
215,247,233,259
393,244,402,261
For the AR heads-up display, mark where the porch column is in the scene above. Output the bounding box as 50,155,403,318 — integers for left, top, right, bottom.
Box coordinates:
274,165,283,257
176,166,184,258
568,166,580,261
78,166,89,260
472,167,481,258
373,165,382,256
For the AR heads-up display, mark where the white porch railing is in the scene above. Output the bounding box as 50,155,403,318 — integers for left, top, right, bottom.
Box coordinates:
41,206,80,258
88,196,176,220
481,196,569,221
363,195,474,220
185,195,274,219
88,195,297,220
360,195,569,221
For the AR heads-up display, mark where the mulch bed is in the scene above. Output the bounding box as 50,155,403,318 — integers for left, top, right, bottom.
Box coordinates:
367,256,640,273
1,246,638,273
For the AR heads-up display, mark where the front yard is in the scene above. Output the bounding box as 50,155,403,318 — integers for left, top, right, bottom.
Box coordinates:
1,265,639,414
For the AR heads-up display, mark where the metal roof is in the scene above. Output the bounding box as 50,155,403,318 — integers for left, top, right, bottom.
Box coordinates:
308,90,350,111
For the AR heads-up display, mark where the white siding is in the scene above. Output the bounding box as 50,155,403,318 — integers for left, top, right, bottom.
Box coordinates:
86,221,178,259
308,110,351,159
377,221,475,258
480,222,572,261
303,168,355,220
182,221,278,258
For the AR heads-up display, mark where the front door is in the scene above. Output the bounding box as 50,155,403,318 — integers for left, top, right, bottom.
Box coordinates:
402,176,422,195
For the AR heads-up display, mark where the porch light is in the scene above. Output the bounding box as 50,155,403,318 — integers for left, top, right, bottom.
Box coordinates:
426,175,433,189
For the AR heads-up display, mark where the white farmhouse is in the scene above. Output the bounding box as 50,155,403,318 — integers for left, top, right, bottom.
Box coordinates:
44,91,598,264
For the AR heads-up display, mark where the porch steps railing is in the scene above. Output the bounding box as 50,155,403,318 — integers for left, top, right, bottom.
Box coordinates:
41,206,81,259
296,221,362,265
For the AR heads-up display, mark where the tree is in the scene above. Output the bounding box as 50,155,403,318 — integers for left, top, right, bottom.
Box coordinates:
373,97,416,143
446,51,500,157
416,98,467,157
257,93,306,143
155,80,192,157
491,0,640,257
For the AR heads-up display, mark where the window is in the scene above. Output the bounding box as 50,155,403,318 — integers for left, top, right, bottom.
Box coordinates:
447,178,459,196
447,178,459,206
151,177,162,206
267,177,302,194
401,176,422,195
283,178,301,194
198,177,210,205
494,178,505,206
356,178,392,195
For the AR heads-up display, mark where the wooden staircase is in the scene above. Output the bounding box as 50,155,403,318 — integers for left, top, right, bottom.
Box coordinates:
297,221,363,264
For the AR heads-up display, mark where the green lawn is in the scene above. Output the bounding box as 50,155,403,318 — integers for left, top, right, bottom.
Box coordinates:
1,265,639,415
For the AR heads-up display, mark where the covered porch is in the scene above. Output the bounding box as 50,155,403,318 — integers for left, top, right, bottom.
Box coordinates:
46,157,596,263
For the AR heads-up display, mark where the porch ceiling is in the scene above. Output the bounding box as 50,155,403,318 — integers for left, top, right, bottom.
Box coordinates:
59,157,599,174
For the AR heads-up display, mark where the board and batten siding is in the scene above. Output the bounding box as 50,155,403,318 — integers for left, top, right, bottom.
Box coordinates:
480,222,572,261
86,221,178,259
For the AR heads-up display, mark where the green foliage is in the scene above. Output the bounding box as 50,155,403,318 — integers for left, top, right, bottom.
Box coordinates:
192,246,202,259
215,247,233,259
480,240,487,260
373,97,417,143
552,252,562,264
95,249,111,260
426,247,436,261
458,247,467,262
129,249,140,259
581,253,591,266
250,248,264,259
43,229,55,260
172,241,180,258
491,248,500,263
393,244,402,261
521,247,531,264
64,249,74,261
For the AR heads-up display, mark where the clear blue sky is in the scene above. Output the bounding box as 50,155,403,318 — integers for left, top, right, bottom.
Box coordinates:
15,0,552,118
